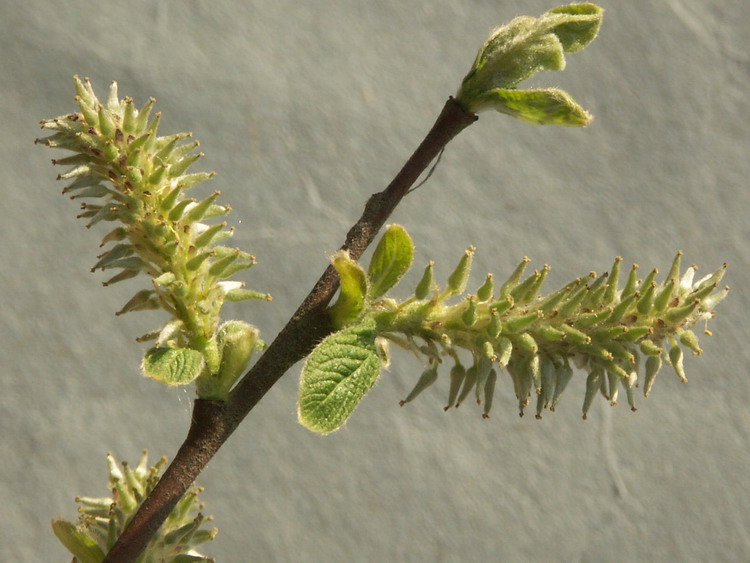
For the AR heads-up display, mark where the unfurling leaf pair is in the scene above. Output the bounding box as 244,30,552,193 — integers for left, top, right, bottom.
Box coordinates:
298,224,414,434
38,78,270,397
299,226,728,434
456,3,603,125
327,224,415,328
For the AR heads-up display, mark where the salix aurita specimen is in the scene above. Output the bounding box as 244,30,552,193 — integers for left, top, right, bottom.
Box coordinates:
52,452,216,562
298,226,728,433
37,78,269,399
38,3,733,558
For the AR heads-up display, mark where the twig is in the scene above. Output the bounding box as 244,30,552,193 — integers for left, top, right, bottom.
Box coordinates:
103,96,477,562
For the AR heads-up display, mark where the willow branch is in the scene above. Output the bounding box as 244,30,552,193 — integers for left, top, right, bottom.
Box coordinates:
103,96,477,562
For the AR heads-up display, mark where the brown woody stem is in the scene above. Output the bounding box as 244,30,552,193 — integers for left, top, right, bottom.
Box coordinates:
103,97,477,562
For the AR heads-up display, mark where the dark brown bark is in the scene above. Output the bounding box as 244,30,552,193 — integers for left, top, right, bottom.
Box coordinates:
103,97,476,562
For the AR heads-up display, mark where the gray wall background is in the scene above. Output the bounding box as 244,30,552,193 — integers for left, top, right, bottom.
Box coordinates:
2,1,748,561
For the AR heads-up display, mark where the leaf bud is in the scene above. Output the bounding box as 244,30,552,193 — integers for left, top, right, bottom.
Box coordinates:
536,277,580,314
668,344,687,383
639,339,662,356
608,293,637,324
474,356,494,404
535,324,566,342
557,284,589,319
445,246,475,297
400,362,439,406
520,265,550,303
414,261,434,300
636,282,656,315
116,289,158,316
165,198,195,222
208,251,241,277
558,323,590,345
606,368,620,405
186,251,212,271
685,281,719,304
698,286,729,312
514,332,538,355
528,354,541,394
168,152,203,178
444,363,466,411
488,295,514,316
666,251,683,283
621,264,639,300
509,269,542,304
665,299,699,324
482,341,495,362
186,191,221,222
193,222,227,248
550,358,574,411
153,272,176,287
573,308,611,330
693,263,727,293
679,330,702,355
499,256,530,298
455,364,478,407
603,256,622,305
624,369,638,412
224,288,272,302
643,355,662,397
208,321,260,398
486,309,502,339
482,369,498,418
461,295,478,326
620,326,652,342
582,365,604,420
476,273,494,302
505,310,542,333
495,336,513,368
641,268,659,291
539,356,556,411
98,106,116,137
653,279,675,313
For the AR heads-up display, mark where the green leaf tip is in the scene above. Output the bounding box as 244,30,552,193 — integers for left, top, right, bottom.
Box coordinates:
298,317,382,434
368,224,415,300
470,88,592,126
456,3,603,124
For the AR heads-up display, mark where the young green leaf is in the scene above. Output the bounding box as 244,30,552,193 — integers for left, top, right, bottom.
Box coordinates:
456,3,603,121
367,224,414,300
142,347,206,385
547,4,604,52
470,88,592,126
328,250,369,328
298,317,382,434
196,320,260,399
